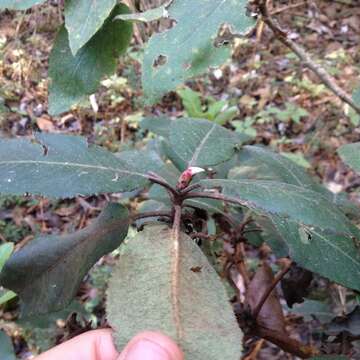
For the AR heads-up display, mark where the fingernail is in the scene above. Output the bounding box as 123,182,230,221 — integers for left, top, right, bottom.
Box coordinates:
124,338,173,360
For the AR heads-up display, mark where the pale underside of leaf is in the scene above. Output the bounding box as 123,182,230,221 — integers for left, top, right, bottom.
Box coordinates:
107,225,242,359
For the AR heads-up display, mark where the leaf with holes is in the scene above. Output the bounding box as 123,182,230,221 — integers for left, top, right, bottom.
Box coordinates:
338,142,360,174
0,133,160,198
48,4,132,115
0,0,45,10
269,215,360,291
142,0,254,103
0,203,129,316
201,179,355,236
107,225,242,359
115,3,169,23
64,0,117,55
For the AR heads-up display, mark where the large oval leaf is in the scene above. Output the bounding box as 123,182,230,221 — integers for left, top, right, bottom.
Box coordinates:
0,133,159,198
107,225,242,359
169,118,241,168
338,142,360,174
48,4,132,115
142,0,254,103
269,215,360,291
64,0,117,55
232,146,328,195
0,203,129,316
201,179,354,236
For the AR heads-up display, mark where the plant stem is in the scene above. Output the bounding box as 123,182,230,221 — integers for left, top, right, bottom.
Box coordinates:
171,204,183,338
180,183,202,195
147,172,178,198
256,0,360,114
252,260,292,320
132,211,173,222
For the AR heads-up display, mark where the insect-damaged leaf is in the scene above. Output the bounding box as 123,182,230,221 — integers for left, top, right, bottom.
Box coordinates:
64,0,117,55
0,0,45,10
107,225,242,359
269,216,360,291
201,179,355,236
0,203,129,316
142,0,254,103
0,133,159,198
48,4,132,115
338,142,360,174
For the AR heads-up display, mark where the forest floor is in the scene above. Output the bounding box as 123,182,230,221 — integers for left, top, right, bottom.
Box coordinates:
0,0,359,359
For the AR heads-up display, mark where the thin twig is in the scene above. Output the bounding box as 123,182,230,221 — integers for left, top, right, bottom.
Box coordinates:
257,0,360,114
147,172,178,197
179,183,202,195
252,260,292,320
131,211,173,222
269,1,308,16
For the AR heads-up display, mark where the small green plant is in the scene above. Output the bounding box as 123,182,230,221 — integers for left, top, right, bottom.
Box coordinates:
177,86,238,125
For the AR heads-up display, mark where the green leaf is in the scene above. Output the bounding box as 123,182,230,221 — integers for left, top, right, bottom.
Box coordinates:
107,225,242,359
0,0,45,10
48,4,132,115
142,0,254,103
114,4,169,23
290,300,333,323
272,214,360,290
338,142,360,174
231,146,326,193
0,290,16,306
18,301,87,351
177,87,204,118
64,0,117,55
0,243,14,273
229,146,360,290
0,133,155,198
0,331,15,360
169,118,240,168
213,106,238,125
0,203,129,316
140,116,172,138
201,179,354,236
353,87,360,107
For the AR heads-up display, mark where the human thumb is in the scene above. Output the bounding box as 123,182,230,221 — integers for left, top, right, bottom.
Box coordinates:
117,331,184,360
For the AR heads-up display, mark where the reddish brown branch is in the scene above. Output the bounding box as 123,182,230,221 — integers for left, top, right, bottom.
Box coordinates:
252,260,292,320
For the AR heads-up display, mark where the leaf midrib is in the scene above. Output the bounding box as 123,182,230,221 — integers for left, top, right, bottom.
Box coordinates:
0,160,147,178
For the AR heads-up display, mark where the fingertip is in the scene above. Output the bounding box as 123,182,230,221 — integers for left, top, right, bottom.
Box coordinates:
118,331,184,360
